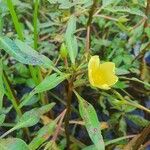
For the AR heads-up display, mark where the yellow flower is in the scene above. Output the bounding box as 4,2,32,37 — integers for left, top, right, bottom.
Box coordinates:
88,55,118,90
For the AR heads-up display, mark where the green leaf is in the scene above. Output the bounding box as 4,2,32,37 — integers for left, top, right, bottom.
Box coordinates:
103,6,146,17
0,138,30,150
32,73,68,94
19,73,68,108
0,103,55,138
74,91,105,150
29,119,57,150
16,109,41,128
145,27,150,39
102,0,116,8
119,117,127,135
37,103,55,115
114,81,128,89
47,0,58,4
0,60,4,109
65,15,78,64
82,145,95,150
0,16,4,35
44,141,60,150
0,114,5,125
0,36,55,69
17,103,55,128
126,114,150,127
129,22,144,45
59,0,73,9
116,68,130,75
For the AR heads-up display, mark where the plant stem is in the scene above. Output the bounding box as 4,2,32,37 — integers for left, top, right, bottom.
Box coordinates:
120,76,150,88
144,0,150,27
85,0,99,55
132,123,150,150
64,78,74,148
112,90,150,113
105,135,136,146
33,0,39,50
0,126,18,139
33,0,48,105
38,67,49,105
125,101,150,113
3,71,22,117
6,0,24,40
51,109,66,141
3,71,31,140
87,0,98,26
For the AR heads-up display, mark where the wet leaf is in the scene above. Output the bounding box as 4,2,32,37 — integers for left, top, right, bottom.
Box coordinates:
74,91,105,150
0,138,30,150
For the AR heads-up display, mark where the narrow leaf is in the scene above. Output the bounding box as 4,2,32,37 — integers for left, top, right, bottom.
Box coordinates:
0,103,55,138
19,73,68,108
127,114,150,127
17,103,55,128
32,73,68,94
65,15,78,64
0,36,55,69
74,91,105,150
102,0,116,8
0,114,5,125
29,120,56,150
82,145,95,150
104,6,146,17
0,60,4,108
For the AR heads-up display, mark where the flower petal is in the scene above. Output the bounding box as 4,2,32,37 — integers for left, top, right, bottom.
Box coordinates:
88,55,100,86
99,62,118,86
88,55,100,70
97,84,110,90
88,56,118,90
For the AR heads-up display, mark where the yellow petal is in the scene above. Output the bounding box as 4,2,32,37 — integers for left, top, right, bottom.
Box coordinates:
88,55,100,70
99,62,118,86
97,84,110,90
88,56,118,90
88,55,100,87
